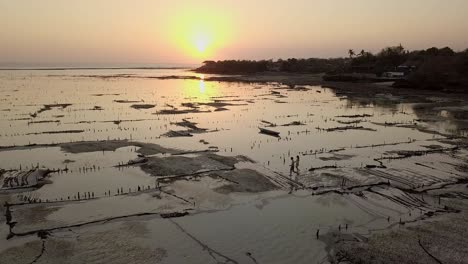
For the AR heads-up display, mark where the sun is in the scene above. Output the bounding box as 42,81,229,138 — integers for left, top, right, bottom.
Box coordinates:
168,6,232,60
195,36,209,53
192,30,211,55
187,26,215,59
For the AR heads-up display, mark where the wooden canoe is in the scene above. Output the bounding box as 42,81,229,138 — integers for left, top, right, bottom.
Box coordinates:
259,127,280,137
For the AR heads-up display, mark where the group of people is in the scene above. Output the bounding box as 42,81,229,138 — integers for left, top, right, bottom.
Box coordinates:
289,155,300,176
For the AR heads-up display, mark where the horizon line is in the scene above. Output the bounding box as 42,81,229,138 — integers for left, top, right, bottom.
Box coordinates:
0,66,196,71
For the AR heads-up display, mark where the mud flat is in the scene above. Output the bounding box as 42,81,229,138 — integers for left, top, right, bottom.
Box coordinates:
334,195,468,264
37,104,72,114
130,104,156,109
1,139,468,263
2,69,468,263
0,140,296,264
59,140,174,155
114,99,142,103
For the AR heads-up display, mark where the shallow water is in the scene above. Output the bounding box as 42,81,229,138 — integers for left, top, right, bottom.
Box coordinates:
0,69,463,199
1,69,467,264
6,189,427,264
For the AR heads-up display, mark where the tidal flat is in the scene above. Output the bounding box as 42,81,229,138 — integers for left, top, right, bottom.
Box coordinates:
1,69,467,263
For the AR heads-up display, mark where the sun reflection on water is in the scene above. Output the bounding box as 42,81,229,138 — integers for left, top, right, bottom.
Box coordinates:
181,79,218,102
199,79,205,93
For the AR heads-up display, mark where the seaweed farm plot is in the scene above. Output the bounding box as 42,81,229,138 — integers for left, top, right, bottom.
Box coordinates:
1,69,468,264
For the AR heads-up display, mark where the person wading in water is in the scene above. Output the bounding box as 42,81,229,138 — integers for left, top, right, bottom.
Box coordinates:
289,157,296,176
295,155,300,173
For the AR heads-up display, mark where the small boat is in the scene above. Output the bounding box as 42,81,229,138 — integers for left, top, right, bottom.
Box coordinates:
259,127,280,137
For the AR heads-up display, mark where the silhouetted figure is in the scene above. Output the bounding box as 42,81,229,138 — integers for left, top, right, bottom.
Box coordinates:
12,177,19,187
289,157,295,176
295,155,300,173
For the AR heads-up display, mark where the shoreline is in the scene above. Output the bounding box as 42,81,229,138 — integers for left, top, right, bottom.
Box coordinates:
58,69,468,95
0,66,193,71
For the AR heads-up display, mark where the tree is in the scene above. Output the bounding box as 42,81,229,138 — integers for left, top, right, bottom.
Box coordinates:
426,47,439,56
439,47,455,56
373,45,409,73
348,49,355,58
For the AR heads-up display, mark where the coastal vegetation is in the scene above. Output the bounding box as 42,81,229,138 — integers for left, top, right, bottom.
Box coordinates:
196,58,347,74
195,45,468,92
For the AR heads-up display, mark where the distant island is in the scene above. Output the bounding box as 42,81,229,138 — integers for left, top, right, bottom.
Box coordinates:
195,45,468,93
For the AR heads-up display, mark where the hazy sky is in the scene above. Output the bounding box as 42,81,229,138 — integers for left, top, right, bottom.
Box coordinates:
1,0,468,66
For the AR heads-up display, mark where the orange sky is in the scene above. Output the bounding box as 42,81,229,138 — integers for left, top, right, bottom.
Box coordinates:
1,0,468,66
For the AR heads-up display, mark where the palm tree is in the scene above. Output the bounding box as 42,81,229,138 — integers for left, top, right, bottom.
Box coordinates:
359,50,366,57
348,49,355,59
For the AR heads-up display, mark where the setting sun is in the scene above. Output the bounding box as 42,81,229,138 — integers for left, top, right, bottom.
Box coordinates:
195,35,209,53
190,29,212,56
168,6,232,60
